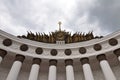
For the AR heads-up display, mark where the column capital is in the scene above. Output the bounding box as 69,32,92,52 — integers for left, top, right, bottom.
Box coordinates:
49,59,57,66
65,59,73,66
97,54,106,62
32,58,41,65
0,49,7,58
114,48,120,57
14,54,25,63
80,58,89,65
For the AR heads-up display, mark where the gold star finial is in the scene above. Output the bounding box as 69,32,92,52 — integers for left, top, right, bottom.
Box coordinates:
58,21,62,31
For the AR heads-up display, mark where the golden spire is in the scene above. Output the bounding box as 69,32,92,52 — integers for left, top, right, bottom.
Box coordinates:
58,21,62,31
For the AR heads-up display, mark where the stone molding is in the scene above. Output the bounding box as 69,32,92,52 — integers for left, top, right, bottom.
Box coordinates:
49,59,57,66
0,49,7,58
65,59,73,66
80,58,89,65
97,54,106,62
114,48,120,57
14,54,25,63
32,58,41,65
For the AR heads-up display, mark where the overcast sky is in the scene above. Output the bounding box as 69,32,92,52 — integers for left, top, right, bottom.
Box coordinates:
0,0,120,36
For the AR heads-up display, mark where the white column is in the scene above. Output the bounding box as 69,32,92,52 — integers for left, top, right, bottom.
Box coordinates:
83,63,94,80
29,64,40,80
28,58,41,80
6,61,22,80
97,54,116,80
6,55,25,80
65,59,74,80
100,60,116,80
66,65,74,80
80,58,94,80
48,60,57,80
48,65,57,80
118,56,120,61
0,56,3,64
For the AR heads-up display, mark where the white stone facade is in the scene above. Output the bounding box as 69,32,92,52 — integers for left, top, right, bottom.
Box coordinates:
0,29,120,80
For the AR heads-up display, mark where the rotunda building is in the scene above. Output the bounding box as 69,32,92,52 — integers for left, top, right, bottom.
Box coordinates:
0,26,120,80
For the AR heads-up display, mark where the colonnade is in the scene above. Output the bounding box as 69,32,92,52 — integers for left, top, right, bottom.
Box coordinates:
0,48,120,80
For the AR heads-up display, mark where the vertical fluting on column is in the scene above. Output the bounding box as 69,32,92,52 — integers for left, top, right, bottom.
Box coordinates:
48,59,57,80
97,54,116,80
80,58,94,80
114,48,120,61
6,54,25,80
0,49,7,64
28,58,41,80
65,59,74,80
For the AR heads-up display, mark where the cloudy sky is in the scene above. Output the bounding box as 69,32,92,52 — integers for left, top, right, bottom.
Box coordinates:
0,0,120,36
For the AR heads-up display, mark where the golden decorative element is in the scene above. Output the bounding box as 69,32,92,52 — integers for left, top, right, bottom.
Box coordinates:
17,23,103,43
56,31,65,41
18,30,103,44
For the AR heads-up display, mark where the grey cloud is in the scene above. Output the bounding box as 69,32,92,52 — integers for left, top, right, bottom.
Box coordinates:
1,0,41,30
1,0,120,36
64,0,120,35
64,0,96,33
88,0,120,33
0,0,68,33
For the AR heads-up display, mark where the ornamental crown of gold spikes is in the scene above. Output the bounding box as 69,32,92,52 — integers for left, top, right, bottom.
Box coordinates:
17,21,103,43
